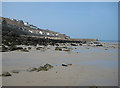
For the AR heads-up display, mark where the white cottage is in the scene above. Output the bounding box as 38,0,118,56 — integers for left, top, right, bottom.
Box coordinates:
24,22,29,26
29,30,33,33
39,31,43,35
46,32,50,35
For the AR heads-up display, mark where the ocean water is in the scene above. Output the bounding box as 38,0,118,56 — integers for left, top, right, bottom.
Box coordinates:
99,40,120,43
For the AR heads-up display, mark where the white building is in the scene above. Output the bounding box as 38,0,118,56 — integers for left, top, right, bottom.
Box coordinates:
56,34,59,36
29,30,33,33
46,32,50,35
39,31,43,35
24,22,29,26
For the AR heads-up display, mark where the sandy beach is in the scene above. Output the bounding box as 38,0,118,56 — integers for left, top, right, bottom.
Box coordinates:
1,44,118,86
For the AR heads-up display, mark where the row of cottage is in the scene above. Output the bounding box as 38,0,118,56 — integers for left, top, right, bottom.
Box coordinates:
1,17,70,39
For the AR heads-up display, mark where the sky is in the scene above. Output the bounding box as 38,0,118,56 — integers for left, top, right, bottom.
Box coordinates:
2,2,118,40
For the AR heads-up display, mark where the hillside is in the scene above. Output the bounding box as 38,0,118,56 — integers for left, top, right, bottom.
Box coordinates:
1,17,70,39
1,17,99,50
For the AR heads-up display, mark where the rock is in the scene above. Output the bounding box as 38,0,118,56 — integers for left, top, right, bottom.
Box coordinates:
36,47,42,50
104,48,108,50
8,45,17,51
21,48,29,52
67,64,72,66
96,44,103,46
27,67,37,72
11,70,19,73
17,47,23,50
47,47,50,49
63,49,71,51
89,86,98,88
62,63,72,67
71,43,78,46
86,47,89,49
55,44,59,46
62,64,68,67
37,64,53,72
2,45,8,52
55,47,62,51
2,72,12,77
44,64,53,70
63,47,72,52
79,44,82,46
28,47,31,50
37,66,48,72
62,47,68,49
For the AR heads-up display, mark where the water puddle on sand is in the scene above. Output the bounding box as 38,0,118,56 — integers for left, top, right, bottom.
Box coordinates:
57,57,118,69
72,46,118,53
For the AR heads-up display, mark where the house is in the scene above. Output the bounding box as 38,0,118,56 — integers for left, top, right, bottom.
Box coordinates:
46,32,50,35
39,31,43,35
11,18,17,21
24,22,29,26
56,33,59,36
29,30,33,33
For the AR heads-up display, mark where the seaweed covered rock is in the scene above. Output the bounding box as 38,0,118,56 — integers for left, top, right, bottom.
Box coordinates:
44,64,53,70
63,48,71,51
71,43,78,46
21,48,29,52
11,70,19,73
8,45,17,51
37,64,53,72
28,47,31,50
55,47,62,51
2,45,8,52
2,72,12,77
62,64,68,67
36,47,42,50
37,66,48,72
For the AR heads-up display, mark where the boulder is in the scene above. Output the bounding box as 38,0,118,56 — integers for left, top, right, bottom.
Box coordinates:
63,49,71,51
71,43,78,46
2,45,8,52
44,64,53,70
21,48,29,52
55,47,62,51
62,63,72,67
36,47,42,50
2,72,12,77
96,44,103,46
62,64,68,67
11,70,19,73
28,47,31,50
37,64,53,72
37,66,48,72
63,48,72,52
104,48,108,50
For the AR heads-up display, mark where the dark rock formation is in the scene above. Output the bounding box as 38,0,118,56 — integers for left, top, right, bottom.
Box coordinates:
2,72,12,77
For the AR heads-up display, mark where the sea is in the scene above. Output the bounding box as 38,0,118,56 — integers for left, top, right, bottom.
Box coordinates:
99,40,120,43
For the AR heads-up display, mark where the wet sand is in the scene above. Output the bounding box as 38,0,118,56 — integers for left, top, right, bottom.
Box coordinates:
2,45,118,86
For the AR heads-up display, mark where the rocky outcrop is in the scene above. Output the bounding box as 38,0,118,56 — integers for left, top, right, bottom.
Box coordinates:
1,72,12,77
